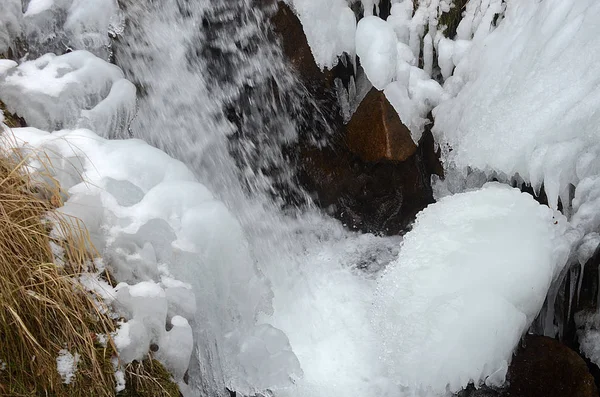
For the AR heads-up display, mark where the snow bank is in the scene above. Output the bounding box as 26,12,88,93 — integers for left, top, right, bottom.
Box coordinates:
0,0,22,54
284,0,356,69
8,127,301,393
373,183,571,395
23,0,122,59
433,0,600,211
0,51,136,138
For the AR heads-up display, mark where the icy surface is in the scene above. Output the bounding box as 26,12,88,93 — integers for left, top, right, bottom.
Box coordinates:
9,127,302,391
284,0,356,69
2,1,587,396
373,183,570,395
0,51,136,138
355,16,397,90
576,311,600,367
0,0,22,54
433,0,600,211
23,0,122,59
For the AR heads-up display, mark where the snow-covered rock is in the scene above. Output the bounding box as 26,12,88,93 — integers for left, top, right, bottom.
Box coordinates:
0,51,136,138
284,0,356,69
7,127,302,392
23,0,122,59
433,0,600,211
0,0,22,54
373,183,571,395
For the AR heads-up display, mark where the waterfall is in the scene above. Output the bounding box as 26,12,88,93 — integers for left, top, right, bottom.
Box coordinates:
112,1,400,395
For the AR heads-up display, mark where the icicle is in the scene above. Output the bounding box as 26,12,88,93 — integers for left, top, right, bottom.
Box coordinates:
423,32,433,76
565,265,579,338
577,260,586,306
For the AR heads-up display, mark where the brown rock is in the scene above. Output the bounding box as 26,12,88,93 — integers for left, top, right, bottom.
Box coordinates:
504,335,598,397
271,2,324,86
298,126,439,235
346,87,417,162
458,335,598,397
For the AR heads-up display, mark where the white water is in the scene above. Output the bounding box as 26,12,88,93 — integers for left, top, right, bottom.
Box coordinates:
112,1,400,395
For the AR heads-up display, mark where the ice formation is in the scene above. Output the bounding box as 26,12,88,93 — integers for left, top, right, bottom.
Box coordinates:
8,127,302,394
374,183,571,395
23,0,122,58
576,311,600,368
0,51,136,138
284,0,357,69
0,0,22,54
433,0,600,206
355,16,397,90
346,0,506,141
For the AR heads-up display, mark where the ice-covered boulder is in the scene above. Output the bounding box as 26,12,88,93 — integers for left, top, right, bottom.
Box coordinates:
373,183,571,395
283,0,356,69
433,0,600,211
0,0,22,55
23,0,122,59
0,51,136,138
8,127,301,392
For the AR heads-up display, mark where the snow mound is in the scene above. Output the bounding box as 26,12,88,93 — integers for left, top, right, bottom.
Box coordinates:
284,0,356,69
0,0,22,54
8,127,302,393
23,0,122,59
0,51,136,138
433,0,600,211
373,183,571,395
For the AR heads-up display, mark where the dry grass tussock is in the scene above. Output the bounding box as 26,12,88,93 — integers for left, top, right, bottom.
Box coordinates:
0,131,180,396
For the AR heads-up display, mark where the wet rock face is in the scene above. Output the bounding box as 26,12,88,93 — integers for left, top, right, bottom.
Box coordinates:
271,2,323,87
299,127,439,235
458,335,598,397
346,87,417,162
269,0,440,235
505,335,598,397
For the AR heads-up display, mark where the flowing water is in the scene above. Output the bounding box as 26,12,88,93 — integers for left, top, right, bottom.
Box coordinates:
112,1,400,395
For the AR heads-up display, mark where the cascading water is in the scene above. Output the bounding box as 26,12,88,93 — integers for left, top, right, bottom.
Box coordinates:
112,1,400,396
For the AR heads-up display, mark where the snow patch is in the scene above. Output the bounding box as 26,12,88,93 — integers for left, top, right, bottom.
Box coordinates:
56,349,80,385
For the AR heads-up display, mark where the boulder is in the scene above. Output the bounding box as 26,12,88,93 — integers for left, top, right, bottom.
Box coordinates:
271,2,323,86
458,335,598,397
346,87,417,162
270,2,354,91
299,127,439,235
504,335,597,397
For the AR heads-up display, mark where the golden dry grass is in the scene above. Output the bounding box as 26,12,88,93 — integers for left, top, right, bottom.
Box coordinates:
0,130,180,396
0,131,118,396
